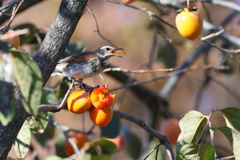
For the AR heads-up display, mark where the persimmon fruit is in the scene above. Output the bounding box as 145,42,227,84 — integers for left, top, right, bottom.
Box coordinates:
63,131,88,156
159,118,181,144
67,89,92,114
175,7,203,40
4,30,20,49
91,86,115,109
89,106,113,127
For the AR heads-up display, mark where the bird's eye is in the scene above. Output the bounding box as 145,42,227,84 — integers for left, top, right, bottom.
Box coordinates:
106,48,110,51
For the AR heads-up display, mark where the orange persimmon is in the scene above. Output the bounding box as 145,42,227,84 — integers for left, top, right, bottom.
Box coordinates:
175,7,203,40
89,106,113,127
91,86,115,109
63,131,88,156
67,89,92,114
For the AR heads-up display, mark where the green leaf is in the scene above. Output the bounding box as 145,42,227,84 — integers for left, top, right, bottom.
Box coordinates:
10,50,42,116
232,129,240,159
200,144,215,160
177,143,214,160
219,107,240,132
176,111,208,153
55,132,68,158
34,125,55,147
42,156,63,160
13,23,36,45
101,115,120,138
212,126,233,148
27,112,49,133
0,81,15,126
14,120,31,158
84,138,117,156
140,139,164,160
125,132,142,159
157,41,177,68
212,126,240,159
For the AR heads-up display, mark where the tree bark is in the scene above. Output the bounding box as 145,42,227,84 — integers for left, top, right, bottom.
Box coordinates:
0,0,87,159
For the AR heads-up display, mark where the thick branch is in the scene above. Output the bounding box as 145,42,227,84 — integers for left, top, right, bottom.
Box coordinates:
0,0,87,159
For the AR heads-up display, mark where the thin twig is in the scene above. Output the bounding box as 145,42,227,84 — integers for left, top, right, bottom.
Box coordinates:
113,109,175,160
86,5,117,48
197,109,214,159
105,0,240,55
4,0,24,32
38,80,75,113
215,155,235,160
202,39,240,54
110,65,229,91
143,142,161,160
104,0,176,29
104,66,181,74
0,0,21,12
200,29,224,41
155,145,160,160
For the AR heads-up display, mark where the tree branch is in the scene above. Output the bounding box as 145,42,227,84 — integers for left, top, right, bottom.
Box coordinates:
0,0,87,158
113,109,175,160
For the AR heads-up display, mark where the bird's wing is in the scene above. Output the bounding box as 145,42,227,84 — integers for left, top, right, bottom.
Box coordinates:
58,52,97,64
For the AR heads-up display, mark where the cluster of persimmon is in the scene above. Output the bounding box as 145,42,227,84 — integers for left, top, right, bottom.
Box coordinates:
67,86,115,127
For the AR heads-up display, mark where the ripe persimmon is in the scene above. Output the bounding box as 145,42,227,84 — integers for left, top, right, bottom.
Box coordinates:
4,30,20,49
175,7,203,40
159,118,181,144
89,106,113,127
91,86,115,109
67,89,92,114
63,131,88,156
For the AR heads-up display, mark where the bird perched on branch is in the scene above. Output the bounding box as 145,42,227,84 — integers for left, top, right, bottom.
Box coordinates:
51,46,125,80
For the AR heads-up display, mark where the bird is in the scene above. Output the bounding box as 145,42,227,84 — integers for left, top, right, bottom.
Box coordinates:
51,46,125,80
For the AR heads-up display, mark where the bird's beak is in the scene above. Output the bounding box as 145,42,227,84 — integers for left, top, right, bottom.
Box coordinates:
111,48,125,57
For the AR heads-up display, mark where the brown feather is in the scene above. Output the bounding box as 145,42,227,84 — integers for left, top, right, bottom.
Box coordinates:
58,52,98,64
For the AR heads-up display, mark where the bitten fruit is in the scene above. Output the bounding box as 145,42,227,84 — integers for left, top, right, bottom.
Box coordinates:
91,86,115,109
